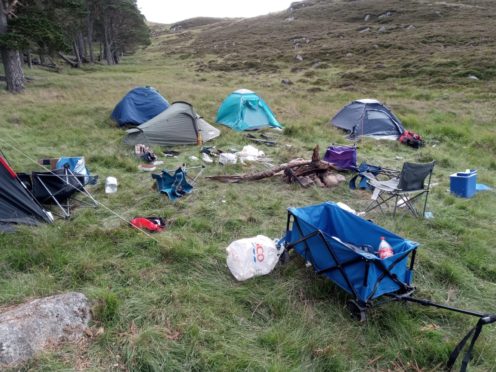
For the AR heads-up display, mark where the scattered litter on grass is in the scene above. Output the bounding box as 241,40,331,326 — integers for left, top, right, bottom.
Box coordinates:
209,145,344,188
236,145,267,163
201,153,213,163
130,217,166,232
226,235,283,281
163,150,180,157
135,144,157,163
105,177,118,194
138,164,156,172
476,183,492,192
219,153,237,165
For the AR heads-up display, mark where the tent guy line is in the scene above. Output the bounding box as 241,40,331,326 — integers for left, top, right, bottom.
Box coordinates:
0,134,160,243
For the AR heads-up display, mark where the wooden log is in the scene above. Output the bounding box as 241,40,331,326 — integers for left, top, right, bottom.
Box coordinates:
58,52,79,68
207,159,337,183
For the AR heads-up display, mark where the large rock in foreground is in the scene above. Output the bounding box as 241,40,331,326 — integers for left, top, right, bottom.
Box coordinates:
0,292,91,365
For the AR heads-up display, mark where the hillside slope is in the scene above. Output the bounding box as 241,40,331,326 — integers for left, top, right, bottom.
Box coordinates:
1,1,496,371
158,0,496,85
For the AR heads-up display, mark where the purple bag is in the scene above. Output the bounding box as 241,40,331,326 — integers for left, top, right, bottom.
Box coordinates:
323,145,357,170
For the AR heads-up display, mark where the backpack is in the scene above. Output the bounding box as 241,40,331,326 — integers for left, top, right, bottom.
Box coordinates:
399,130,424,148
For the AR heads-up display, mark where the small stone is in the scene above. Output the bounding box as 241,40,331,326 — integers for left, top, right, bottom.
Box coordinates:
285,16,295,22
467,75,479,80
378,11,393,19
406,24,416,30
359,27,370,33
346,52,353,57
364,14,371,21
295,54,304,62
378,26,387,33
281,79,294,85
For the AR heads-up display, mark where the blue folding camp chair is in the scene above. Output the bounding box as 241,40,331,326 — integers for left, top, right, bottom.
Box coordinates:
279,202,495,370
152,167,193,201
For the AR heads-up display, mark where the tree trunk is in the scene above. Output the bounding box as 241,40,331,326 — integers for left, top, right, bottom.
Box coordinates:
0,0,25,93
103,15,114,65
73,40,82,67
1,49,25,93
86,11,94,63
27,50,33,68
77,32,86,62
58,52,78,68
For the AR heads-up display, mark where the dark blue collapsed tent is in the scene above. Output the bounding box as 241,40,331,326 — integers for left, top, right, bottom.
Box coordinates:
0,153,52,231
331,99,405,139
111,87,169,127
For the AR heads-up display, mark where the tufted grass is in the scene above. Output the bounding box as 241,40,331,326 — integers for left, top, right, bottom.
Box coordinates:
1,21,496,372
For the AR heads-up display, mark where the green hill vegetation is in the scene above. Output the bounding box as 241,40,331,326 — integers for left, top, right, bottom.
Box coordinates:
1,0,495,370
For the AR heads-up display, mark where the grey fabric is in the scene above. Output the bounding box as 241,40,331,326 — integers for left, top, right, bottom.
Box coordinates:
197,118,221,142
398,162,435,191
369,178,400,191
124,101,220,146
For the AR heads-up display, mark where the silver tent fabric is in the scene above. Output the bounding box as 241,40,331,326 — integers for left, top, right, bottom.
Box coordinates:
124,102,220,146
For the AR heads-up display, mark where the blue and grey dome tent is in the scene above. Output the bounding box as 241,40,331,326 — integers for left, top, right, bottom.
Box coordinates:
216,89,283,131
112,86,169,127
331,99,404,139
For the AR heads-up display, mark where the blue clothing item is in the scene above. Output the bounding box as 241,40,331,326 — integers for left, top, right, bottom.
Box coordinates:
216,89,282,131
112,87,169,126
56,157,96,185
152,168,192,201
281,202,418,303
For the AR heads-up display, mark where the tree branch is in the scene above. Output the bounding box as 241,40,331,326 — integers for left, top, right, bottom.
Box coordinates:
5,0,21,16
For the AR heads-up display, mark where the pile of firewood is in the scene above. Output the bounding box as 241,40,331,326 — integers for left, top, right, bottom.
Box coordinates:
207,145,346,188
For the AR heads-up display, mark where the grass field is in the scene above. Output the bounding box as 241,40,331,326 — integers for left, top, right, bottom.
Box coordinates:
1,5,496,371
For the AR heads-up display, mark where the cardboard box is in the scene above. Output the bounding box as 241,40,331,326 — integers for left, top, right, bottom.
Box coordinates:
38,158,60,170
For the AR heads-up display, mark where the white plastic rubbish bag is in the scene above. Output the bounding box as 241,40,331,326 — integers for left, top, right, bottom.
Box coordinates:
226,235,282,281
219,152,237,165
236,145,265,163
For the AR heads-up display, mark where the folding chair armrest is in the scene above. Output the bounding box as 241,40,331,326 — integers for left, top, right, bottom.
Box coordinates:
367,178,400,192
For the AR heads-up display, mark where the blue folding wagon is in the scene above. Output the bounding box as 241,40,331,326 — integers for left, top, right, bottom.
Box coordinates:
280,202,495,370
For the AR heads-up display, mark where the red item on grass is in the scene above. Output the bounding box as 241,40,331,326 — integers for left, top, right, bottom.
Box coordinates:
130,217,165,232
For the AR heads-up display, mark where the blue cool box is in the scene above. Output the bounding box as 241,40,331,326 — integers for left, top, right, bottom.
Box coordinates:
450,170,477,198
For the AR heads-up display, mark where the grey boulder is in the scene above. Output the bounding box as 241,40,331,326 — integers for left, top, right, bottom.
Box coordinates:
0,292,91,365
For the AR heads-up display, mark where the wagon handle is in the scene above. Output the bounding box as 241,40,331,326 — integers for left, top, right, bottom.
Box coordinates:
447,314,496,372
391,295,496,371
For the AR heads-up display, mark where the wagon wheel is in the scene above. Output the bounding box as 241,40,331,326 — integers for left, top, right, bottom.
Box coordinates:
346,300,367,322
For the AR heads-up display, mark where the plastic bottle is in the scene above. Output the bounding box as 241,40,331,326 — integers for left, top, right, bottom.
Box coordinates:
378,236,394,259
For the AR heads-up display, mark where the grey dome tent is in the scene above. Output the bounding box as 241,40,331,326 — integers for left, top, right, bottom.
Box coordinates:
0,153,52,231
124,101,220,146
331,99,405,140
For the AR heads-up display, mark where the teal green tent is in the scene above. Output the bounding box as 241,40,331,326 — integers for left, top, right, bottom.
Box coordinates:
216,89,283,131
